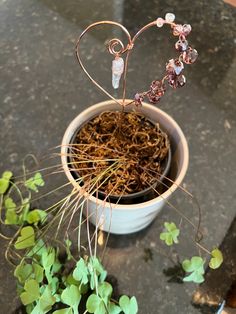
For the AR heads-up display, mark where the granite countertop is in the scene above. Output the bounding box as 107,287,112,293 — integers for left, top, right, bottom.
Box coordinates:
0,0,236,313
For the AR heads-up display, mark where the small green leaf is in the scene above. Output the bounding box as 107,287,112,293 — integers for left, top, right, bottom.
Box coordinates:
0,178,9,194
5,197,16,210
20,279,40,305
25,172,45,192
4,197,18,225
26,209,47,224
32,263,44,283
42,248,55,270
61,285,81,314
73,258,89,285
108,302,121,314
37,285,56,313
119,296,138,314
50,277,59,295
0,171,13,194
5,210,18,225
160,222,180,246
15,226,35,250
26,303,34,314
86,294,106,314
3,171,13,180
209,248,223,269
14,261,33,284
27,239,46,258
98,282,112,305
182,256,205,283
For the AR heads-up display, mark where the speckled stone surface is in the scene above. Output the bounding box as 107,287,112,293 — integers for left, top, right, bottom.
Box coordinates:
0,0,236,313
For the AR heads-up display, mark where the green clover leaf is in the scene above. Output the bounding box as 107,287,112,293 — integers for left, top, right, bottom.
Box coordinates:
61,285,81,314
14,261,33,284
108,302,121,314
15,226,35,250
4,197,18,225
160,222,180,246
26,209,47,225
86,294,106,314
31,285,56,314
32,263,44,283
73,258,89,285
209,248,223,269
119,296,138,314
20,279,40,305
2,171,13,180
182,256,205,283
98,282,113,305
0,171,12,194
25,172,45,192
27,239,47,258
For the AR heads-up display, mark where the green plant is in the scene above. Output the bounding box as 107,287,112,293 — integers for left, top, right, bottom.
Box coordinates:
0,168,138,314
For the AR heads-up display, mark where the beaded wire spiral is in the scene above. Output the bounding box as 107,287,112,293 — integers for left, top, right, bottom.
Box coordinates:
76,13,198,107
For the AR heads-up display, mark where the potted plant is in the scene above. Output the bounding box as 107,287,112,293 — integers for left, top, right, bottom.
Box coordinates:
0,13,224,314
61,14,195,234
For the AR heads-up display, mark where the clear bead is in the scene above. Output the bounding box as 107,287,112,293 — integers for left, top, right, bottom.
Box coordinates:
166,59,184,75
182,47,198,64
165,13,175,23
182,24,192,36
112,57,124,89
156,18,164,28
175,39,188,52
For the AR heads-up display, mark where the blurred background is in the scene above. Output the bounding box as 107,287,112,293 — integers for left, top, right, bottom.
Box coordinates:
0,0,235,313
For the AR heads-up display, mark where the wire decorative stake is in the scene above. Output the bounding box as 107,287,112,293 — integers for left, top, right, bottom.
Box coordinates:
75,13,198,108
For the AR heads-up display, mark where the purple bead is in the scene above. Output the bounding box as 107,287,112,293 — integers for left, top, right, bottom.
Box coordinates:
134,93,144,106
147,92,161,104
182,47,198,64
175,39,188,52
150,80,166,97
167,74,186,89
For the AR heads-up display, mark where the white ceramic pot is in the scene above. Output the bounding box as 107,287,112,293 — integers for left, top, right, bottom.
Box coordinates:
61,99,189,234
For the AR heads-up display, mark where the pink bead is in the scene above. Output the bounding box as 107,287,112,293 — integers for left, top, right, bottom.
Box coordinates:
182,24,192,36
156,18,164,28
173,24,183,36
182,47,198,64
175,39,188,52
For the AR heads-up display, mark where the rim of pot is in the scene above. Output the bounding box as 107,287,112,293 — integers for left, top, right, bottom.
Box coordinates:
61,99,189,210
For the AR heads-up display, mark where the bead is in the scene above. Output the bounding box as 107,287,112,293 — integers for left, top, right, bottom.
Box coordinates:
166,59,184,75
176,74,186,87
173,24,183,36
156,17,164,28
175,39,188,52
182,47,198,64
182,24,192,36
134,93,144,106
112,57,124,89
150,80,166,97
165,13,175,23
168,74,186,89
147,92,161,104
